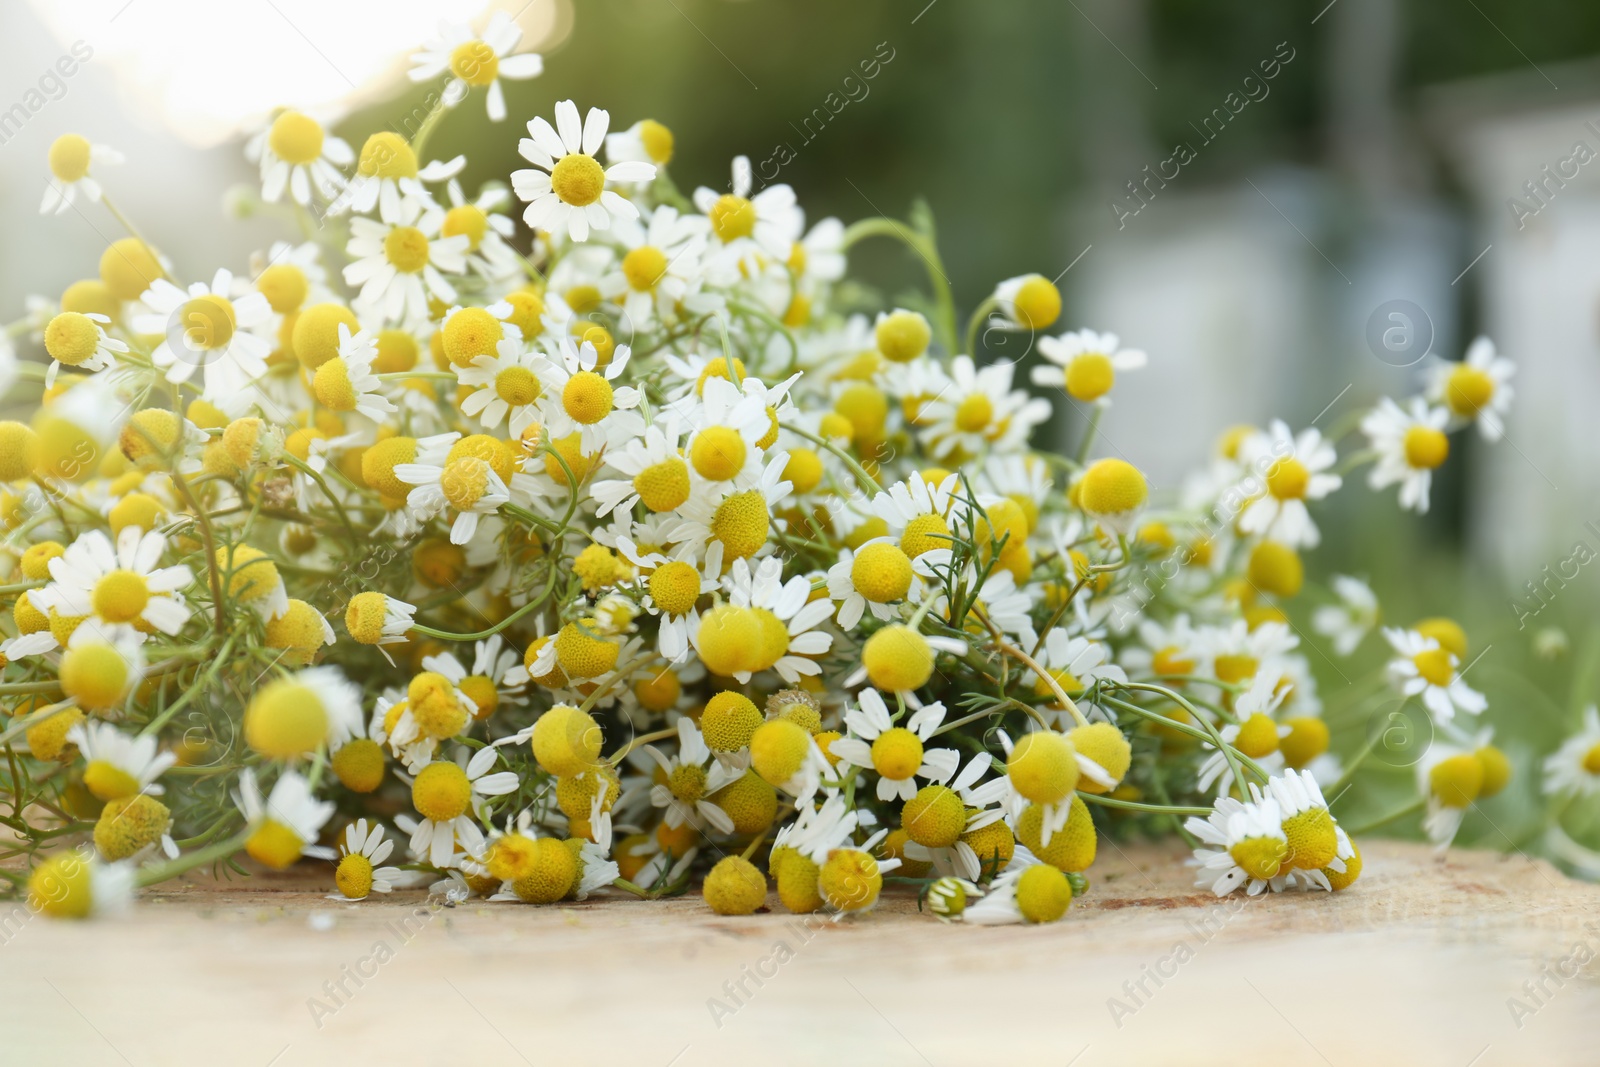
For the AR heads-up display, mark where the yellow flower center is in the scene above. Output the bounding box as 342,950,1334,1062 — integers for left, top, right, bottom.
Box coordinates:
1213,653,1258,685
1429,753,1483,808
313,357,357,411
331,738,386,793
554,622,619,680
1065,352,1115,402
1152,646,1196,677
1014,864,1073,923
1011,275,1061,330
1282,808,1338,869
710,490,770,560
1412,647,1454,687
449,40,500,86
875,311,931,363
862,624,934,692
59,642,131,711
335,853,375,899
637,119,674,164
562,370,614,424
48,133,93,182
851,542,913,602
1446,365,1494,418
1403,425,1449,470
710,194,757,242
384,226,431,273
819,848,883,912
870,727,924,780
901,785,965,848
634,457,691,512
44,312,101,367
358,132,418,179
623,246,669,291
648,560,702,617
441,456,493,512
247,819,306,870
530,704,604,775
690,425,747,481
94,793,170,860
550,153,606,207
1007,731,1079,805
178,295,237,351
442,204,489,249
669,763,709,803
92,569,151,624
746,607,790,673
245,680,330,759
954,393,993,433
413,761,473,822
459,675,499,720
1582,742,1600,776
256,263,309,314
899,513,950,559
494,365,541,406
697,605,761,676
268,111,324,165
1079,458,1148,516
1234,713,1281,759
1229,835,1287,880
1266,457,1310,500
84,759,141,802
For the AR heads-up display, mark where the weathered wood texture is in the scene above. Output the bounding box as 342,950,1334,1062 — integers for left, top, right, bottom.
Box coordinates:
3,839,1596,1065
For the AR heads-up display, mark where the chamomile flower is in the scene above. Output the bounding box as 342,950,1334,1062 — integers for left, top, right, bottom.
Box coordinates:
136,270,273,396
961,852,1073,925
332,133,464,223
590,415,689,518
1196,668,1291,796
440,179,522,280
1263,769,1347,881
693,155,803,266
599,206,711,328
1429,336,1514,441
1029,630,1127,726
1312,575,1379,657
991,273,1062,332
828,689,958,802
901,751,1013,880
457,338,544,438
606,119,676,172
344,198,469,328
311,325,397,422
406,747,519,868
827,537,916,630
1383,627,1486,724
41,134,122,215
1185,795,1289,897
682,375,772,487
236,767,336,868
918,355,1048,460
670,452,792,564
637,549,717,663
1361,397,1450,513
420,635,526,722
42,311,127,387
1031,329,1147,404
394,433,513,545
27,853,136,920
534,334,644,452
408,12,544,122
329,820,409,900
34,526,195,638
645,718,739,834
1236,420,1340,549
244,110,352,206
871,472,958,561
695,555,834,684
70,721,176,801
513,100,655,241
1543,707,1600,797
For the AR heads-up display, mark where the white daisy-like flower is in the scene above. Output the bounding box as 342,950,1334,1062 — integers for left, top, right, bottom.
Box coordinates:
605,118,676,173
135,270,273,395
1544,707,1600,797
328,820,413,900
333,137,465,223
513,100,655,241
708,555,835,684
599,205,711,328
458,337,544,438
1312,575,1379,657
1235,420,1341,549
534,334,644,452
960,851,1046,925
439,178,522,280
394,432,513,546
692,155,802,265
1383,627,1486,724
1185,794,1289,896
790,216,848,291
1029,629,1128,726
344,197,470,328
902,751,1014,880
590,414,690,519
680,374,773,488
828,689,958,802
636,545,718,664
1361,397,1450,513
1428,336,1514,441
244,110,352,207
645,718,739,834
41,134,122,215
1031,329,1146,405
827,537,916,630
662,452,793,563
406,747,520,869
918,355,1049,461
1196,668,1290,796
408,11,544,122
991,273,1062,331
42,311,127,387
316,325,397,422
70,721,177,798
420,634,526,720
870,473,958,560
34,526,194,639
236,767,336,862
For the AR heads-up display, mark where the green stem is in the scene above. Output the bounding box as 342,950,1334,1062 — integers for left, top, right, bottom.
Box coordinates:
1078,793,1212,817
841,217,958,353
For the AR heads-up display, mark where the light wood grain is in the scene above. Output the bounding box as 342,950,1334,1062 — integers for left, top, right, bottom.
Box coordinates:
2,839,1596,1066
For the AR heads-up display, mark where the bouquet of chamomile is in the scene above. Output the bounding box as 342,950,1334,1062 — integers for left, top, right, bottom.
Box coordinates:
0,12,1567,926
